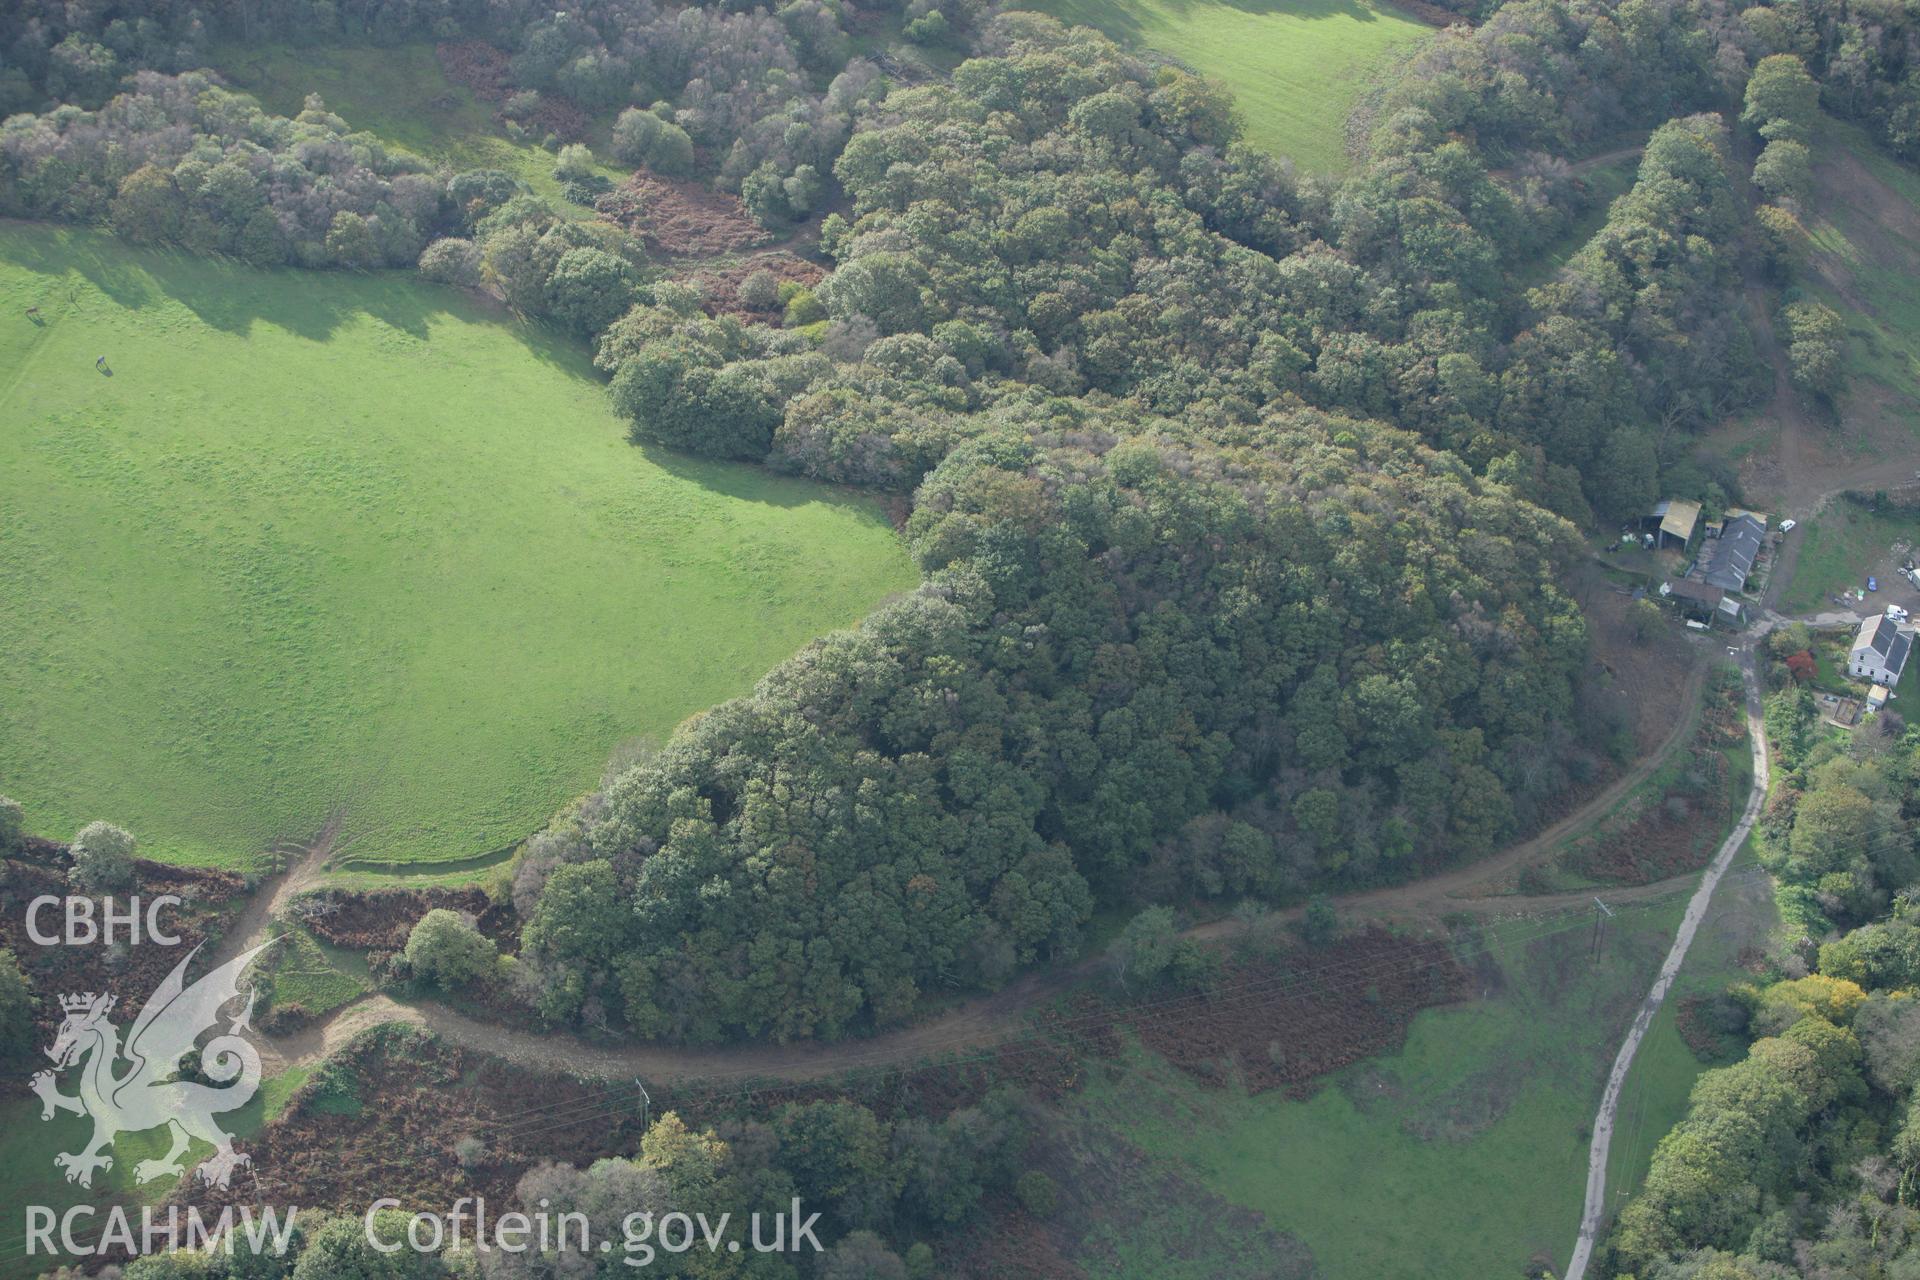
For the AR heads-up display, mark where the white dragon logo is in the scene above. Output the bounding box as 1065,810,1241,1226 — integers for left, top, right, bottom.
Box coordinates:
31,941,273,1190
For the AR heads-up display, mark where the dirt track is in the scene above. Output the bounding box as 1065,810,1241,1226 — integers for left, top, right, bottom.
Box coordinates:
242,658,1720,1085
1561,649,1770,1280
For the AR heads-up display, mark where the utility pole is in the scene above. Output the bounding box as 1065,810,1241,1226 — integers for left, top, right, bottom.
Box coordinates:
635,1078,651,1133
1591,896,1615,961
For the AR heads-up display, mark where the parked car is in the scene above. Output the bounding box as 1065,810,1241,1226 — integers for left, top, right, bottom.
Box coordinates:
1869,576,1879,591
1890,605,1911,622
1780,518,1797,532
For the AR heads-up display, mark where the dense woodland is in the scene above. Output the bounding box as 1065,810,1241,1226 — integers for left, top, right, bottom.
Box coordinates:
0,0,1905,1040
511,5,1782,1040
511,417,1585,1037
9,0,1920,1272
0,0,1915,1058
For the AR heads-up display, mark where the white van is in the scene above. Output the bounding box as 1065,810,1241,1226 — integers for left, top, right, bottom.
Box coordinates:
1890,605,1912,623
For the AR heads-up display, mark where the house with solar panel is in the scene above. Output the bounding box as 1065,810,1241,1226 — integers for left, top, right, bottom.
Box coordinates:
1850,615,1912,694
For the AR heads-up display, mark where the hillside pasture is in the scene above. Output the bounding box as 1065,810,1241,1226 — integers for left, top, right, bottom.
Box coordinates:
1017,0,1435,172
1066,867,1776,1279
0,224,915,872
1802,121,1920,445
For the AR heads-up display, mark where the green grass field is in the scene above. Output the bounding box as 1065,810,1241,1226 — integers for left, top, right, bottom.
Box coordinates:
1017,0,1434,172
258,925,369,1021
1706,121,1920,488
1068,867,1777,1279
0,224,916,871
211,43,627,216
1778,498,1911,614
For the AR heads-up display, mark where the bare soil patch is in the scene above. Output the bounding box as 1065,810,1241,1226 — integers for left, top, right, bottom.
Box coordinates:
679,252,827,320
434,41,511,101
434,41,588,139
178,1020,1312,1280
168,925,1460,1244
177,1025,631,1217
1393,0,1471,24
292,885,516,952
597,173,773,256
1560,679,1747,886
1582,574,1698,756
1103,929,1468,1099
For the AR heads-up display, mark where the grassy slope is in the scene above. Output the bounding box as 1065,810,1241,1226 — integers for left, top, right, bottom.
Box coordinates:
1804,120,1920,430
1715,117,1920,478
1524,154,1640,285
1069,873,1776,1279
0,224,915,870
1016,0,1433,173
210,43,627,216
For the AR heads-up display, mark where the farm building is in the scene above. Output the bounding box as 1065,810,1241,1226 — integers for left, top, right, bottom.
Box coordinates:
1644,499,1702,550
1701,512,1767,592
1850,615,1912,687
1704,507,1772,539
1659,580,1748,628
1661,579,1723,619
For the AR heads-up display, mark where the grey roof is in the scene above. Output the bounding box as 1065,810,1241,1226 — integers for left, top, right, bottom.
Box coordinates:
1855,616,1913,681
1702,514,1765,591
1666,579,1723,605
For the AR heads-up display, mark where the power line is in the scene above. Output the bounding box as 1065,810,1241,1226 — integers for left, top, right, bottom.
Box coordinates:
482,873,1770,1141
496,871,1773,1136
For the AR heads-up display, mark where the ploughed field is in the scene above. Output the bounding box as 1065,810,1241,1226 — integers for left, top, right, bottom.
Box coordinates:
0,224,916,872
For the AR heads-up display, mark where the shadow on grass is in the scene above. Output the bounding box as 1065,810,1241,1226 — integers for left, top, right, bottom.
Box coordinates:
0,221,445,341
3,221,909,527
1031,0,1402,44
631,437,909,525
1,221,601,383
